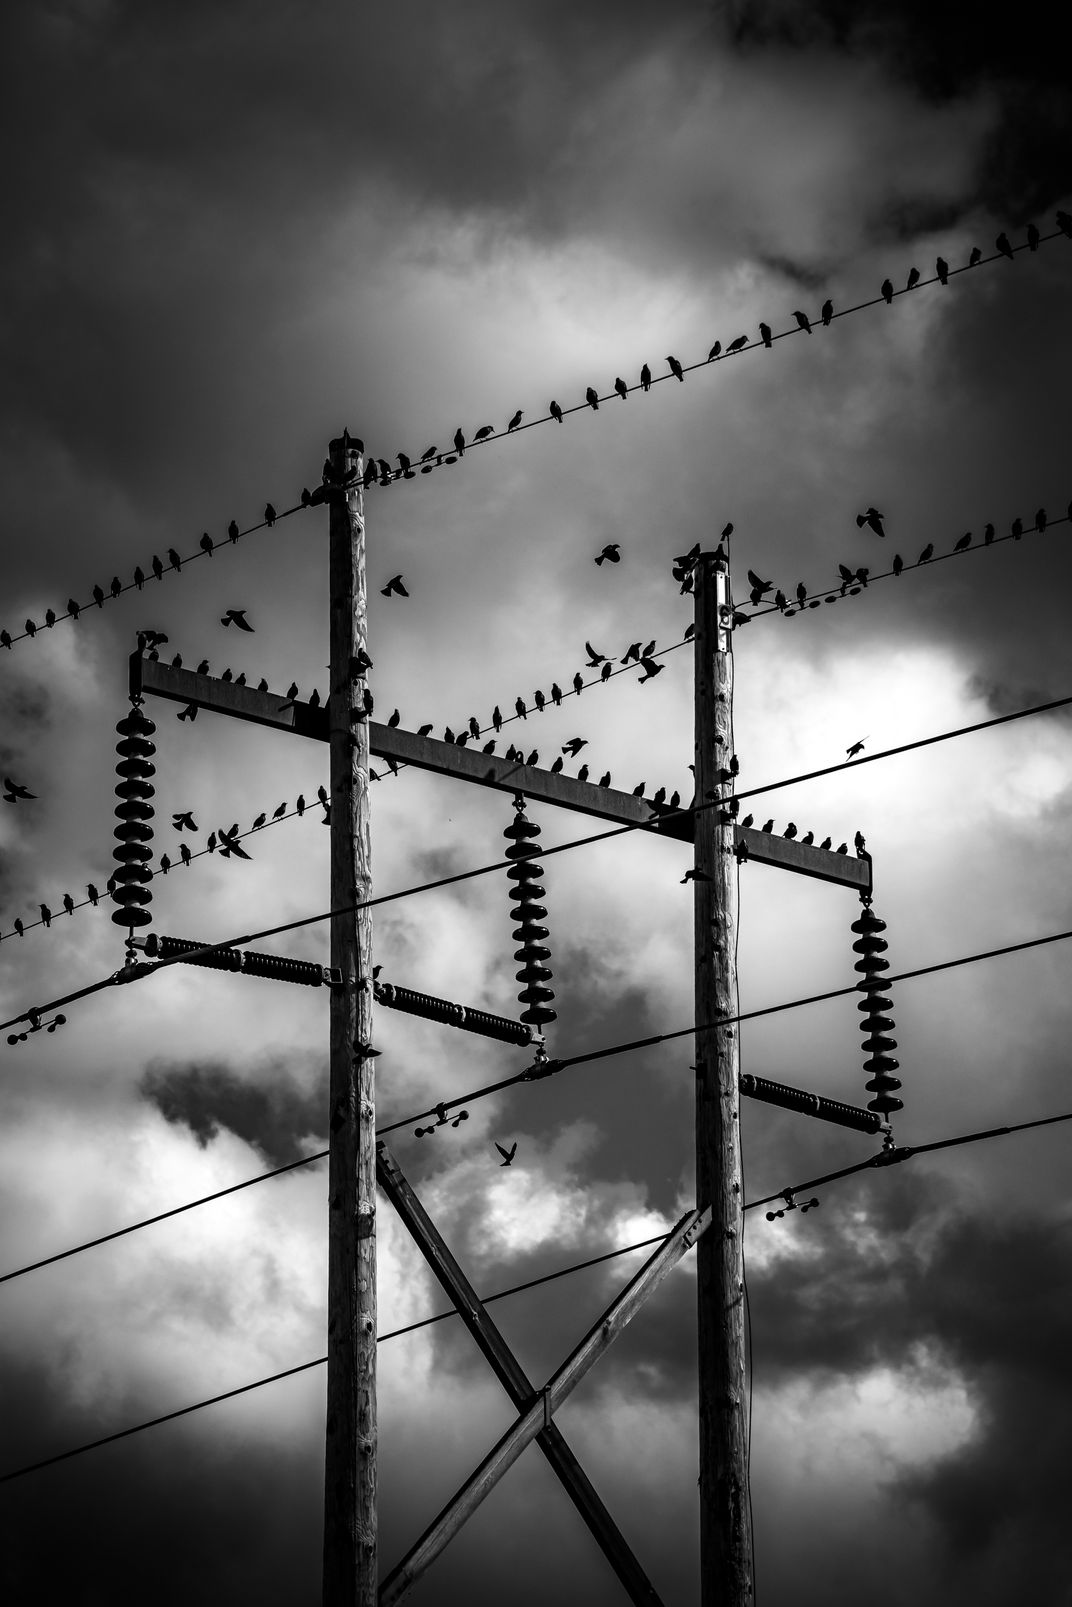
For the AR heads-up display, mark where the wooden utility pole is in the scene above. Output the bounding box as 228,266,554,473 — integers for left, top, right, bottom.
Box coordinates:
323,433,377,1606
693,547,752,1605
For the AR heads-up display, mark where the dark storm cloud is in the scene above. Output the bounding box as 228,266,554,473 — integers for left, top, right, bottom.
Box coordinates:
140,1054,325,1165
728,0,1072,221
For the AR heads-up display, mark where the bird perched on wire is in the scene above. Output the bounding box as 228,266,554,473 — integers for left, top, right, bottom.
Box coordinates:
495,1141,517,1167
954,532,972,552
264,503,277,526
474,425,494,441
515,697,527,720
996,232,1014,260
728,335,749,353
640,364,651,392
614,377,628,399
936,257,949,285
708,341,722,360
533,692,544,715
199,533,213,557
3,777,36,802
638,657,663,682
793,310,811,333
61,892,75,915
892,553,903,576
109,576,123,598
968,245,982,265
595,543,621,565
573,672,584,696
562,737,587,757
881,279,894,304
492,706,503,732
600,661,612,681
759,322,772,348
585,386,599,410
906,266,920,290
179,842,192,866
549,401,563,423
507,410,523,432
821,299,833,326
221,609,254,631
550,682,562,706
667,355,684,381
856,507,885,537
918,543,934,563
381,575,409,598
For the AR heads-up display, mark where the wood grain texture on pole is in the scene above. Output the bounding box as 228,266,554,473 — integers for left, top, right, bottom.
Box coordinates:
693,549,752,1606
323,434,377,1607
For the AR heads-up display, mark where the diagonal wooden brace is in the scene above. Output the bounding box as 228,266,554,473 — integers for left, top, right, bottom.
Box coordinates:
376,1142,668,1607
378,1201,710,1605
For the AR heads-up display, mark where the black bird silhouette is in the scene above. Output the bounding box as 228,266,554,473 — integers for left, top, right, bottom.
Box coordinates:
172,811,197,831
856,507,885,537
420,446,437,463
801,831,814,846
819,837,832,851
855,567,869,587
667,355,684,381
759,322,772,348
746,569,773,599
256,678,267,692
252,813,266,830
996,233,1014,260
492,706,503,732
585,641,607,665
846,738,866,757
1057,211,1072,238
109,576,122,598
969,246,981,265
3,778,36,802
638,657,663,682
783,823,797,839
573,672,584,695
40,904,52,928
953,532,972,552
273,802,287,819
381,575,409,598
417,722,433,737
821,300,833,326
396,453,411,478
774,590,788,611
483,740,496,754
179,842,192,866
906,267,920,290
681,868,712,883
296,795,306,817
620,642,642,664
761,819,774,833
533,692,544,715
633,782,645,796
562,737,587,757
452,427,466,457
92,584,105,607
983,524,995,545
495,1141,517,1167
740,813,754,828
892,553,903,575
285,681,299,700
793,310,811,334
1036,508,1047,532
264,504,277,526
549,401,563,422
708,341,722,360
87,884,100,906
228,519,240,541
854,831,866,853
218,828,252,860
918,543,933,563
1,631,12,648
474,425,494,441
221,668,233,682
387,709,400,728
69,598,83,621
515,697,527,720
13,918,24,936
652,786,666,807
550,683,562,706
158,855,170,875
151,555,164,580
444,726,455,744
318,785,328,806
595,543,621,565
507,410,523,432
133,567,145,590
199,533,213,556
599,772,611,787
221,609,254,631
576,764,588,781
167,548,182,570
585,386,599,410
642,639,656,657
177,703,198,722
880,279,893,304
551,756,563,773
640,364,651,391
24,619,36,638
600,661,612,681
62,893,75,914
796,582,807,606
1011,517,1023,540
206,832,217,852
614,376,628,399
936,256,949,285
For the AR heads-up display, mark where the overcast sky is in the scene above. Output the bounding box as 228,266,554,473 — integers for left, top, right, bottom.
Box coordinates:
2,3,1072,1604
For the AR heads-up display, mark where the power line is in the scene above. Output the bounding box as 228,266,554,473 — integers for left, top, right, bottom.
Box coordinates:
5,681,1070,1035
0,1229,668,1486
4,1096,1068,1486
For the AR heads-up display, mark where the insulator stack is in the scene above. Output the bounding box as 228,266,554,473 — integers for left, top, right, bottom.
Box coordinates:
112,708,156,929
851,904,902,1115
503,801,556,1028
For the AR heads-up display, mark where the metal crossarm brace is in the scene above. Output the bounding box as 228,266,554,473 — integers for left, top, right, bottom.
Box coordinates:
379,1204,711,1605
376,1142,666,1607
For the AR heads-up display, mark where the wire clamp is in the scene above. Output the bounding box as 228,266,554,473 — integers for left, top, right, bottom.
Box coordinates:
414,1102,469,1138
765,1189,820,1222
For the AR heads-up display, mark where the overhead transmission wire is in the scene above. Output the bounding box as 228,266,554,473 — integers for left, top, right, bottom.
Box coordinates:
2,1103,1069,1487
3,221,1065,658
7,919,1072,1289
5,682,1072,1033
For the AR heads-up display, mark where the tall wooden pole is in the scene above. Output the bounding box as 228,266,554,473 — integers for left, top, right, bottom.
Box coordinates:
693,547,751,1605
323,433,377,1605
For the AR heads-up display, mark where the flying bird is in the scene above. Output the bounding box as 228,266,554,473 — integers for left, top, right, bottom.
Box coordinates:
171,810,198,832
620,642,642,664
640,364,651,391
177,703,198,722
759,322,772,348
996,232,1014,260
667,355,684,381
218,829,252,860
936,256,949,285
595,543,621,565
585,386,599,410
821,300,833,325
507,410,522,432
856,507,885,537
549,401,563,423
562,737,587,757
638,657,663,682
846,739,866,758
381,575,409,597
495,1141,517,1167
3,778,36,802
585,641,607,665
221,609,254,631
